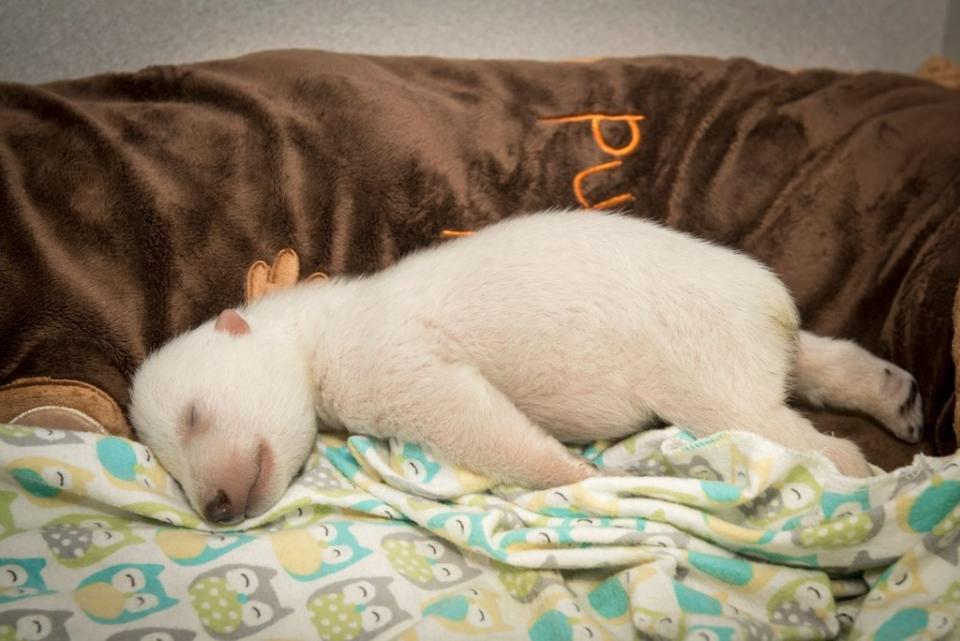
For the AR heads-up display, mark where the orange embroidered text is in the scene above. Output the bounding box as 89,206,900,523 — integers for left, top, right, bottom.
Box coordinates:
438,112,646,237
540,113,645,209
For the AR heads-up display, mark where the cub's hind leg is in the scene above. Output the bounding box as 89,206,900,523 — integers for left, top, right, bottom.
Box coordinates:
792,331,923,443
656,394,874,478
755,406,874,477
646,326,873,477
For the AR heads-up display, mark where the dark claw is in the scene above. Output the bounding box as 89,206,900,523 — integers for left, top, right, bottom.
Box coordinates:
898,380,919,416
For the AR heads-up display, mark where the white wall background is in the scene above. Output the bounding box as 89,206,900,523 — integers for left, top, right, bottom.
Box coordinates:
0,0,956,84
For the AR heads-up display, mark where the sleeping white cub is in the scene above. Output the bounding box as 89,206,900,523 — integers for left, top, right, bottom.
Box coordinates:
129,211,923,524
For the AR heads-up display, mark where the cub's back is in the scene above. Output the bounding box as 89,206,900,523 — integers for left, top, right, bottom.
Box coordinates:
374,212,797,419
387,210,793,334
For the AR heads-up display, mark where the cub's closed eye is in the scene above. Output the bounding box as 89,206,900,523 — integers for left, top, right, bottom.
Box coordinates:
181,403,203,438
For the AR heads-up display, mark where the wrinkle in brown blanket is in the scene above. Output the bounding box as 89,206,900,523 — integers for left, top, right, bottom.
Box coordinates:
1,50,958,469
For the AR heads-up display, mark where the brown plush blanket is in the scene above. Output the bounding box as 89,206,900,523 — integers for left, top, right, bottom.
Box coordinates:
1,50,958,469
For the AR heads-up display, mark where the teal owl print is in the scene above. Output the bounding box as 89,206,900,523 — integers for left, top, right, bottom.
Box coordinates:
96,437,169,493
321,438,364,480
897,477,960,536
528,591,613,641
0,609,72,641
188,564,292,639
382,532,481,589
0,558,51,605
74,564,177,624
422,585,512,636
41,514,144,568
587,575,630,624
270,521,371,581
873,606,956,641
396,442,442,483
426,512,503,559
7,457,95,507
308,577,411,641
672,580,722,616
820,487,870,519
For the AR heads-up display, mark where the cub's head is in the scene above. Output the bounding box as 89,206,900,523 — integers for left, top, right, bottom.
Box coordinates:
129,309,317,525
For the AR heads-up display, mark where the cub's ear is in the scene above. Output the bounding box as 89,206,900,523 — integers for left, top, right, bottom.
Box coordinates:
214,309,251,336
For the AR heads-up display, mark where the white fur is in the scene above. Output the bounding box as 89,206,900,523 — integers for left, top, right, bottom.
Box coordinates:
129,210,923,523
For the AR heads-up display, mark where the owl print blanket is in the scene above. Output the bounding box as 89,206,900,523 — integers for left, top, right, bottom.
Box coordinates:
0,423,958,641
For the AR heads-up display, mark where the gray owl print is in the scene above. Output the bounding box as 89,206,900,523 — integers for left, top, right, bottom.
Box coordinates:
922,528,959,566
106,628,197,641
188,564,292,640
382,532,481,589
0,609,72,641
614,529,691,550
671,455,723,481
300,459,351,491
624,456,670,477
768,579,834,638
0,425,83,447
732,615,776,641
792,506,885,549
307,576,412,641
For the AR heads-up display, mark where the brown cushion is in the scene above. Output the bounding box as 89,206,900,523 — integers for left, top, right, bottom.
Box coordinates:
954,279,960,443
1,50,957,468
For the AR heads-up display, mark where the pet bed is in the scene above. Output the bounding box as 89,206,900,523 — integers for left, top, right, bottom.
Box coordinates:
1,50,959,640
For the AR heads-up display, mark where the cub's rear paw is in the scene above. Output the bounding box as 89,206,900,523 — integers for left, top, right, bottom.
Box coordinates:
876,366,923,444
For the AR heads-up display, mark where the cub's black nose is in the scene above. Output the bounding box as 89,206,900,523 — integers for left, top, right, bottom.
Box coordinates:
204,490,234,524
